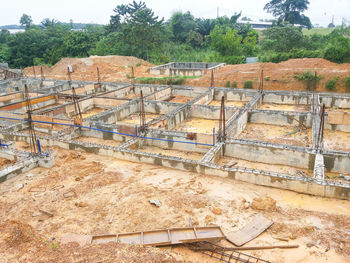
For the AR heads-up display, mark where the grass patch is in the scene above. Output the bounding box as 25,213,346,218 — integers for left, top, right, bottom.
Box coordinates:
302,27,335,36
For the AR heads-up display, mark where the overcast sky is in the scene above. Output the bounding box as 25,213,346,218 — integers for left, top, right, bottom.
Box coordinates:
1,0,349,27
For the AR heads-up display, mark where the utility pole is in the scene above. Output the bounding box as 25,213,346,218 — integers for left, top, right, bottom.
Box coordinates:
217,7,219,18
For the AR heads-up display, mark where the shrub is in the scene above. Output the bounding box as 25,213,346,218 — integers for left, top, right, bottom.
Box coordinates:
232,81,237,88
293,71,322,91
225,81,231,87
345,77,350,92
243,80,253,89
325,78,338,91
265,76,270,81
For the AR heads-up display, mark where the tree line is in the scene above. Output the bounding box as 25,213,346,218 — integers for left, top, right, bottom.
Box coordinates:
0,0,349,69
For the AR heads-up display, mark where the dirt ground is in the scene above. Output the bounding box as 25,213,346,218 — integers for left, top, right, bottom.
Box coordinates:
0,142,349,262
174,118,219,134
218,156,313,177
24,57,350,93
188,58,350,93
323,130,350,152
136,145,204,161
239,123,312,147
258,103,311,112
23,56,157,83
209,100,246,107
116,113,164,125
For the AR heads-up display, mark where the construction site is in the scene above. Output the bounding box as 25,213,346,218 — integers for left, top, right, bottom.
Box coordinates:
0,56,350,263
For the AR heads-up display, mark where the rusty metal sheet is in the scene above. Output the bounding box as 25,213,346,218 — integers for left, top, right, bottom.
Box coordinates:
61,226,225,247
118,124,137,136
226,215,273,247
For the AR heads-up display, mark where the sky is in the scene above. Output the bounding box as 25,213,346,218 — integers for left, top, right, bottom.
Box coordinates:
1,0,349,27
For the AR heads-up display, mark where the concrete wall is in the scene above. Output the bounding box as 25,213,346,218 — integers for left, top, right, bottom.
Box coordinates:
319,95,350,108
249,110,313,127
214,89,256,102
225,141,315,170
263,93,312,105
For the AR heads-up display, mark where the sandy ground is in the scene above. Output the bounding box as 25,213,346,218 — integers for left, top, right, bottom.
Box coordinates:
239,123,312,147
259,104,311,112
218,156,313,177
136,145,204,161
24,56,156,83
323,130,350,152
24,57,350,93
0,142,349,262
116,113,164,125
79,107,105,119
174,118,218,134
187,58,350,93
209,100,246,107
167,96,194,103
0,158,14,169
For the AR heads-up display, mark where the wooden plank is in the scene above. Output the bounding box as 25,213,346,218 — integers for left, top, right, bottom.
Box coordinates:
61,226,225,247
226,215,273,247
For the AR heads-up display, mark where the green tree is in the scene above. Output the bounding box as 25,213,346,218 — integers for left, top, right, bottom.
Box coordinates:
0,29,10,44
170,11,197,43
20,14,33,29
196,18,216,37
210,25,243,56
107,1,166,60
324,36,350,63
60,31,97,57
264,0,312,29
261,25,307,52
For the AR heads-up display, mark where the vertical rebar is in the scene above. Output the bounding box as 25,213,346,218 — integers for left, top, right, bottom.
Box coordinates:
140,90,146,133
24,84,38,155
210,69,214,88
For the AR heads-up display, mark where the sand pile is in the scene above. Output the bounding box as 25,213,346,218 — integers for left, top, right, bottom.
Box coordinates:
24,55,157,82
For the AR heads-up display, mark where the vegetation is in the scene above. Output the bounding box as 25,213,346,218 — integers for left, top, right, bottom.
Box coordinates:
345,77,350,92
0,0,350,68
325,78,338,91
294,71,322,91
264,0,312,29
243,80,253,89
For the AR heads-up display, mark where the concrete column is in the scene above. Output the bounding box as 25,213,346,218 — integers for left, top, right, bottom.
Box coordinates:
313,153,325,184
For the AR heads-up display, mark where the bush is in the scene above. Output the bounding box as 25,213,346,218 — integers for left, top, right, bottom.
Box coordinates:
232,81,238,88
243,80,253,89
325,78,338,91
294,71,322,91
224,55,246,65
345,77,350,92
225,81,231,87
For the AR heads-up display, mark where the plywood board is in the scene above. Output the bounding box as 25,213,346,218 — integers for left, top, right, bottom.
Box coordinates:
62,226,225,247
226,215,273,247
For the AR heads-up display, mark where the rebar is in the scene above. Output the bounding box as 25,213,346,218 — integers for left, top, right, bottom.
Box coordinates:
186,242,271,263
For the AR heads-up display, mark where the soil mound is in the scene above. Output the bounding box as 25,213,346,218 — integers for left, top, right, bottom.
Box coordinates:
24,55,155,82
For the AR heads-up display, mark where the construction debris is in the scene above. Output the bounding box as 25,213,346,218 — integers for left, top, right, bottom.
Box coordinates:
186,241,271,263
149,199,162,207
226,215,273,247
61,226,225,247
